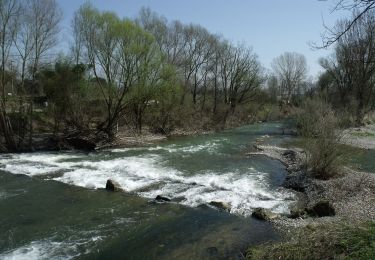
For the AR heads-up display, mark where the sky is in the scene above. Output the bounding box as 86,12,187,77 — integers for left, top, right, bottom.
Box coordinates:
56,0,349,79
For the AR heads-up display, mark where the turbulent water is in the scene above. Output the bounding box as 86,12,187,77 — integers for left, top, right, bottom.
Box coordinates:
0,122,296,259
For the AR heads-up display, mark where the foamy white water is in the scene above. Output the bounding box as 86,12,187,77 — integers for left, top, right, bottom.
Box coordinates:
0,236,103,260
0,143,295,216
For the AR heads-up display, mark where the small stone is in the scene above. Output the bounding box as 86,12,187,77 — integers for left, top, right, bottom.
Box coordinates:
252,208,280,221
155,195,171,202
208,201,231,212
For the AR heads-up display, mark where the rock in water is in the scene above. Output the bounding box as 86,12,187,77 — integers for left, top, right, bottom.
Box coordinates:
105,179,123,192
209,201,231,212
309,201,335,217
155,195,171,202
251,208,280,221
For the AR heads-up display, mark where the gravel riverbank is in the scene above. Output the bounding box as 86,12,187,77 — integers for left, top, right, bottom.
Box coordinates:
341,124,375,149
248,144,375,231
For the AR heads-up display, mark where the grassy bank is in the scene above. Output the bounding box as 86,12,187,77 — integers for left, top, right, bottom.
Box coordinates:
247,221,375,259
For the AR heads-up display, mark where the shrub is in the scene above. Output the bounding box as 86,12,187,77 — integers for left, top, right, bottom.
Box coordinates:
297,98,343,179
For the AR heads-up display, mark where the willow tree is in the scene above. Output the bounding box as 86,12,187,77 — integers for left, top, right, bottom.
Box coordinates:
74,3,178,138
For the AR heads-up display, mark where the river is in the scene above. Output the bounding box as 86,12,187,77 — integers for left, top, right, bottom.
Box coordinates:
0,122,296,259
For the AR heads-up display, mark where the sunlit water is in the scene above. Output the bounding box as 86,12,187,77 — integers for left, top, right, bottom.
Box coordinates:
0,122,297,259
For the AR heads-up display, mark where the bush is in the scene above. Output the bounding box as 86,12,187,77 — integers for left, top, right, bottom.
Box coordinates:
297,98,343,179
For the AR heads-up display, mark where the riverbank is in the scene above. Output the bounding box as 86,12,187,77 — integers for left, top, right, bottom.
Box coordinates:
247,143,375,259
98,127,215,150
0,126,217,153
249,144,375,225
340,124,375,149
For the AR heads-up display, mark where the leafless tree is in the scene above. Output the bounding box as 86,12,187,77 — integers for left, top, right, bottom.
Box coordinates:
320,10,375,124
0,0,20,151
219,42,263,112
13,2,34,90
0,0,20,98
319,0,375,47
271,52,307,104
28,0,62,78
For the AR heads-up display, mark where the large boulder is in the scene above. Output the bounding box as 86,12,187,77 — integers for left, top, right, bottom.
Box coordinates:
252,208,280,221
209,201,231,212
308,201,335,217
105,179,123,192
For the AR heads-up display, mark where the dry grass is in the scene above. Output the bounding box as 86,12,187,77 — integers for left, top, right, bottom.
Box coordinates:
247,222,375,260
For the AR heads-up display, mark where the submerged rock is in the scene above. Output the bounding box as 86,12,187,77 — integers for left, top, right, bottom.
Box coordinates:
251,208,280,221
105,179,123,192
308,201,335,217
155,195,171,202
208,201,231,212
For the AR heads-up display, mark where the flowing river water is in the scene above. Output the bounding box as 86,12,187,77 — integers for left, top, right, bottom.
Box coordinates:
0,122,298,259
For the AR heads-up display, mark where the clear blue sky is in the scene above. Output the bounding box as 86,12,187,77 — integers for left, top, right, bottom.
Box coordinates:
56,0,349,79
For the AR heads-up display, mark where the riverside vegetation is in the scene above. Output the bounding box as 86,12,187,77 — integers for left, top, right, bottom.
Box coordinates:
1,0,375,259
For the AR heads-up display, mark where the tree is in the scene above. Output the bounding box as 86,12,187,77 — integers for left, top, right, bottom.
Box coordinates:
74,4,123,139
0,0,20,151
13,1,34,91
38,59,89,133
28,0,62,79
74,3,179,137
266,75,279,103
219,42,264,112
319,0,375,47
320,10,375,125
120,21,176,133
271,52,307,104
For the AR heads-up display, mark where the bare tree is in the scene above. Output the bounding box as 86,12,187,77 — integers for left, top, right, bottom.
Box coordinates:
70,9,84,65
29,0,62,78
13,2,34,90
0,0,19,97
320,10,375,124
0,0,20,151
219,42,263,112
319,0,375,47
271,52,307,104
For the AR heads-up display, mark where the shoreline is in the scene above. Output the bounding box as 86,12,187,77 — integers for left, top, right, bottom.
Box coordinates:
0,127,217,154
340,124,375,150
248,144,375,232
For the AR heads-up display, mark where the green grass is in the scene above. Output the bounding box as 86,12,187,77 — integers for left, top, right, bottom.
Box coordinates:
247,222,375,260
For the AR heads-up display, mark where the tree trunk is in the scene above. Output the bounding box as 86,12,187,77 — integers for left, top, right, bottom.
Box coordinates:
0,101,17,151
